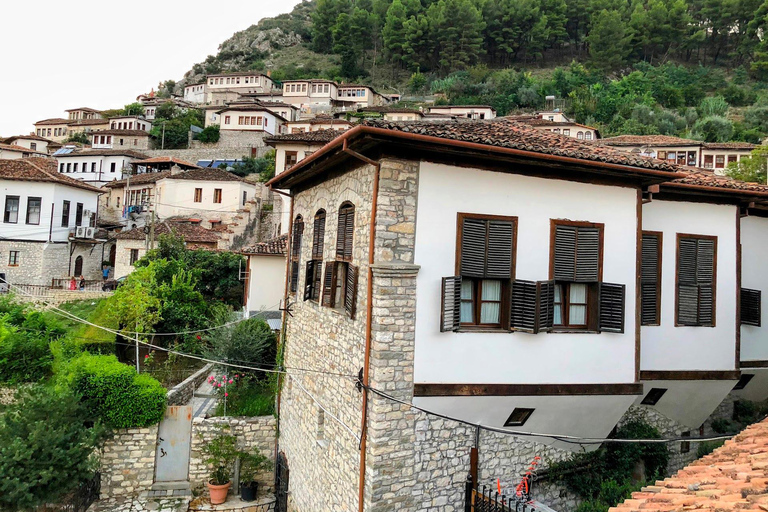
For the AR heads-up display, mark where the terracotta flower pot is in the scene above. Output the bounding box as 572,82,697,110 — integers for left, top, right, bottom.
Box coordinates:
208,481,231,505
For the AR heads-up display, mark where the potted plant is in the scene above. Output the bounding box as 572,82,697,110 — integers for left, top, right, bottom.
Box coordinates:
238,450,272,502
201,431,238,505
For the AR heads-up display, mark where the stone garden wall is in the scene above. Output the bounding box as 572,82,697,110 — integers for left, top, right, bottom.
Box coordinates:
100,426,159,499
166,364,212,407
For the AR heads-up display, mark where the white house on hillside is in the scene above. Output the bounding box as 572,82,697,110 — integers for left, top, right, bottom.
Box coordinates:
55,149,148,186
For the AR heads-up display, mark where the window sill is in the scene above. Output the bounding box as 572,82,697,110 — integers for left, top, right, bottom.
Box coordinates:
457,327,508,333
549,329,600,334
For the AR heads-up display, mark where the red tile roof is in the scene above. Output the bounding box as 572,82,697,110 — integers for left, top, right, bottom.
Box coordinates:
610,419,768,512
0,158,102,192
35,118,70,125
104,171,171,188
241,234,287,255
57,149,148,159
703,142,757,150
2,134,55,144
669,167,768,194
131,157,200,168
358,106,424,115
599,135,701,147
0,143,46,155
167,168,245,182
114,220,221,244
266,129,344,145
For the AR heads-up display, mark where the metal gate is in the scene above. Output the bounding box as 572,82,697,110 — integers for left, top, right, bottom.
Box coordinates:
275,452,289,512
154,405,193,483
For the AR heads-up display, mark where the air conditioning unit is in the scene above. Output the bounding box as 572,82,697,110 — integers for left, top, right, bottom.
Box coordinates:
85,227,96,239
75,226,87,238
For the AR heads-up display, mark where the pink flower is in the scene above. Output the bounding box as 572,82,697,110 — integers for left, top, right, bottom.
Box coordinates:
224,393,228,397
228,380,233,384
144,354,149,359
234,374,239,378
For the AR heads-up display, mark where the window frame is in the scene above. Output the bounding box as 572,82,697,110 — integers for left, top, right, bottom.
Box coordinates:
3,196,19,224
129,249,140,266
213,189,222,204
548,219,604,332
455,213,518,330
25,197,42,225
504,408,535,427
194,188,202,203
61,200,70,228
675,233,717,327
641,231,663,326
8,251,19,266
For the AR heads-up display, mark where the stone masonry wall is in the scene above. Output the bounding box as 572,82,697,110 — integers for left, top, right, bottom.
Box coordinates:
189,130,269,151
166,364,212,407
279,160,375,512
100,426,158,499
189,416,276,495
143,131,269,165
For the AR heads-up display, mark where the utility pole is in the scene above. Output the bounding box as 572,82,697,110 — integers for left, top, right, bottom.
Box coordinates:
135,321,140,373
150,206,156,250
161,122,166,150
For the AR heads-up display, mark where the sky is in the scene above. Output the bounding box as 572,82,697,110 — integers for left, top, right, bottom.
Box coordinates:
0,0,303,137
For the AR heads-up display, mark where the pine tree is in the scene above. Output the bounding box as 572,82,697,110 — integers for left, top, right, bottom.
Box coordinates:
433,0,485,72
333,13,362,77
382,0,410,64
586,9,631,71
312,0,341,53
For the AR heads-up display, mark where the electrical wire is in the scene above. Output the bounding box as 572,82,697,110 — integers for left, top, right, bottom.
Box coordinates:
290,373,361,442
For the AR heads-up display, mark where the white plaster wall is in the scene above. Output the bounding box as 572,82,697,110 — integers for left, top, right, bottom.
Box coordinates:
57,154,135,184
641,200,737,371
732,367,768,402
274,143,324,175
245,255,286,313
633,380,737,428
0,181,98,242
739,215,768,362
413,162,639,385
415,394,638,452
219,111,281,135
0,150,24,159
155,179,255,220
12,138,49,153
428,107,496,119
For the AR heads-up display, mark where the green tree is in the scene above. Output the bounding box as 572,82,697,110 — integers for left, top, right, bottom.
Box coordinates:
63,131,90,145
312,0,342,52
698,95,729,117
727,145,768,183
205,316,277,375
383,0,411,65
333,13,362,77
0,386,105,511
432,0,485,72
587,10,631,71
121,102,145,116
693,115,734,142
196,124,221,143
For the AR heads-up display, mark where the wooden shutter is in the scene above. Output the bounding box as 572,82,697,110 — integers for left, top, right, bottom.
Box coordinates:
321,263,336,307
598,282,625,333
336,208,347,259
575,227,600,282
460,218,486,278
289,261,299,293
311,263,322,302
291,218,303,259
344,264,358,319
741,288,762,327
336,205,355,261
303,260,315,301
486,221,514,279
698,284,714,326
554,225,577,280
312,212,325,260
510,280,537,333
677,237,716,326
677,285,699,325
537,280,555,332
640,234,660,325
440,276,462,332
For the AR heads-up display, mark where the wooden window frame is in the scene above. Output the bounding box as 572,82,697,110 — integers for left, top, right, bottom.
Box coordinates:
548,219,604,332
290,216,304,294
504,408,535,427
194,188,202,203
4,195,19,224
455,213,518,331
61,200,70,228
213,188,222,204
641,231,663,326
25,197,42,225
336,202,355,262
129,249,139,266
675,233,717,327
8,251,19,267
553,282,596,330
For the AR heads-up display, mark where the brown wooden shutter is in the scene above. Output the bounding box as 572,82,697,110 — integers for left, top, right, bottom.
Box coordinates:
554,225,577,280
303,260,314,301
291,218,303,259
598,282,625,333
321,263,336,307
312,212,325,260
486,221,514,279
440,276,462,332
536,280,555,332
677,237,716,326
698,284,714,326
336,205,355,261
344,264,358,319
289,261,299,293
461,218,486,278
311,263,322,302
575,227,600,282
741,288,762,327
510,279,537,333
641,234,660,325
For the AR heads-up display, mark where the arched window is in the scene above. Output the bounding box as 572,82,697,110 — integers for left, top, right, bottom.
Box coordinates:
320,203,358,319
303,210,326,303
335,202,355,261
74,256,83,277
585,132,593,140
577,131,584,140
289,216,303,293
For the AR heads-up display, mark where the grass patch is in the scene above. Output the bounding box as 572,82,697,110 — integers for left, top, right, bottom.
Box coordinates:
213,378,274,417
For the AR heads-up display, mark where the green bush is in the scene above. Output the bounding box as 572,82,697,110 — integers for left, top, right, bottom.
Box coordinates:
196,125,220,143
0,329,53,383
697,440,724,458
0,386,105,511
62,353,166,428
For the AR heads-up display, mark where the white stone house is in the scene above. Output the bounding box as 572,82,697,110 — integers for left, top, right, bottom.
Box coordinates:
213,106,286,135
286,118,353,133
35,118,71,142
55,149,148,186
241,234,287,315
183,82,207,104
511,113,601,140
108,116,151,132
0,158,104,286
66,107,103,121
0,143,48,159
427,104,496,119
336,84,390,108
700,142,757,170
356,106,425,121
89,130,151,150
2,134,54,154
599,135,703,167
266,119,700,511
205,72,279,105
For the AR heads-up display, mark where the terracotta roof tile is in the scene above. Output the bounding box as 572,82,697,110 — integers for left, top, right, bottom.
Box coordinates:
113,220,221,244
599,135,701,147
358,106,424,115
2,134,55,144
241,234,287,255
670,167,768,193
131,156,200,168
0,143,47,154
35,118,70,125
610,419,768,512
703,142,757,150
0,158,102,193
167,168,244,182
266,129,344,145
104,171,171,188
57,149,148,159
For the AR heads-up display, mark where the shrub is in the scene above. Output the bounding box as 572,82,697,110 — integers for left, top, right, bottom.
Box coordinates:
0,386,105,511
697,440,724,458
206,317,276,376
62,353,166,428
0,329,53,383
196,125,220,143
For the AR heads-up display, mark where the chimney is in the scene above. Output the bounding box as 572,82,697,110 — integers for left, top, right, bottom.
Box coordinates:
266,69,271,77
171,164,182,176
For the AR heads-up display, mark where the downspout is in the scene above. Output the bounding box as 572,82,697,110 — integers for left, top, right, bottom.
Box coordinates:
339,138,381,512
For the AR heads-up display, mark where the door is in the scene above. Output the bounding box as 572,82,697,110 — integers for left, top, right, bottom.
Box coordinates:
74,256,83,277
154,405,193,483
109,245,116,267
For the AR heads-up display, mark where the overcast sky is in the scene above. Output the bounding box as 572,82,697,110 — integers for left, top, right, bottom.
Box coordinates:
0,0,303,137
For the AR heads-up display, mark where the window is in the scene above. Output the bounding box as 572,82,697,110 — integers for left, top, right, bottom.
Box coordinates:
733,373,755,390
110,162,116,173
704,155,714,168
641,232,662,325
4,196,19,223
319,204,359,319
563,129,570,136
657,151,667,160
335,203,355,262
728,155,738,164
66,163,71,173
715,155,725,168
303,210,326,303
289,216,304,294
26,197,41,225
30,143,36,150
504,408,534,427
8,251,19,266
225,116,230,125
552,222,598,330
741,288,761,326
688,151,697,166
75,203,84,227
285,151,298,171
61,201,70,227
577,131,584,139
242,191,247,206
676,235,716,327
677,152,686,165
680,431,691,453
129,249,140,265
456,214,516,328
92,162,97,172
213,189,222,204
641,387,667,405
194,188,203,203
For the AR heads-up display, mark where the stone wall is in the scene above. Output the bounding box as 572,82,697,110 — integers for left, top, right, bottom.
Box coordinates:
143,131,269,166
100,426,159,499
190,130,269,151
0,240,106,287
167,364,212,407
189,416,276,494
